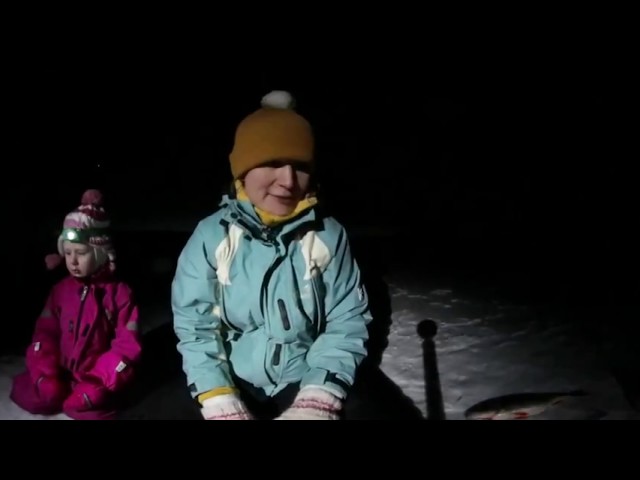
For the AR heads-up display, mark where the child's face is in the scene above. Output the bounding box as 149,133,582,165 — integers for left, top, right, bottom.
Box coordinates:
62,241,97,278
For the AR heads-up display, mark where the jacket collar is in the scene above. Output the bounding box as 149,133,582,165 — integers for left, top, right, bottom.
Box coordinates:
218,194,321,244
69,263,115,289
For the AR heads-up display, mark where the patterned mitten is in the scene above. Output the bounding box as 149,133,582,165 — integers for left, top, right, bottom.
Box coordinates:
275,386,342,420
201,393,254,420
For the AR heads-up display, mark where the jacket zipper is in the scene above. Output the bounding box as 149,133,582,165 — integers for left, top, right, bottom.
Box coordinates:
71,285,89,371
262,247,288,375
260,244,285,323
310,276,326,336
218,283,242,333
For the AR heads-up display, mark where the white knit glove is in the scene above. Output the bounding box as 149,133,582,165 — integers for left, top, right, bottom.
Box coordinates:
275,386,343,420
201,393,254,420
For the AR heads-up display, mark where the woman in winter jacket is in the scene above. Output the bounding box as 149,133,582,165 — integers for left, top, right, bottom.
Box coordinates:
172,91,373,420
10,189,142,420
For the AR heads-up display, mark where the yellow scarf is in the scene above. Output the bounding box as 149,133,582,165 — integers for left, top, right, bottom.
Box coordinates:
234,180,317,227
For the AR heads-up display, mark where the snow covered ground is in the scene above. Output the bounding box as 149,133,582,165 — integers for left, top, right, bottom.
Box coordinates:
380,271,639,420
2,265,637,420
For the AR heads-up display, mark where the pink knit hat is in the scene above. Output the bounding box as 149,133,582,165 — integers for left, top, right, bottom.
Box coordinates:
45,189,116,272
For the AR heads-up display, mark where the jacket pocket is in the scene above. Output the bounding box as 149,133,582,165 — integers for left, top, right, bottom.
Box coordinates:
228,329,270,388
277,299,291,331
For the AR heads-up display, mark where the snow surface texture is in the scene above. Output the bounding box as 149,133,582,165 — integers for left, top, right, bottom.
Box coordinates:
1,272,638,420
380,272,639,420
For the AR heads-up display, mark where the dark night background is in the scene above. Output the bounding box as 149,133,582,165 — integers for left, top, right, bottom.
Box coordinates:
1,37,636,416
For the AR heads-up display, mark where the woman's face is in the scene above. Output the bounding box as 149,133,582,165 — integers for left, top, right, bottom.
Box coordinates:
242,160,311,216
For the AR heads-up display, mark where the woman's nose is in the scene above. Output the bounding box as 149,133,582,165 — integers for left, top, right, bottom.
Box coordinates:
277,165,295,187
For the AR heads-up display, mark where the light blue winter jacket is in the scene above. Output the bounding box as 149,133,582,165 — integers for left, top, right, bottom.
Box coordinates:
171,194,372,399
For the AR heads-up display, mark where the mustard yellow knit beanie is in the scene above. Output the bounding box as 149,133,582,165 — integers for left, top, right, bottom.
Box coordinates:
229,90,315,179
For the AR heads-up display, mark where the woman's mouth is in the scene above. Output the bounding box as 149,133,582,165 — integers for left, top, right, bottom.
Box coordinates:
271,194,295,203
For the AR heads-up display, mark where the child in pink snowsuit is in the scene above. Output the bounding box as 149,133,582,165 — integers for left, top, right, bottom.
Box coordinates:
10,189,142,420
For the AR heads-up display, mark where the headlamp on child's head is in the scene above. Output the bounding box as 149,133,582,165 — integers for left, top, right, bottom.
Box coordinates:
61,227,97,244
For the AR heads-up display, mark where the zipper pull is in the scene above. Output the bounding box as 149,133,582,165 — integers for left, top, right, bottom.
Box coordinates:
80,285,89,301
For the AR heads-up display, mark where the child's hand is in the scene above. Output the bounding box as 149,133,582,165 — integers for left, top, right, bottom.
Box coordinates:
63,381,109,412
35,375,68,405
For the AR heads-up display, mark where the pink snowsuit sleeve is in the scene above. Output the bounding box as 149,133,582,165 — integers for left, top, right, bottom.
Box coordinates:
86,283,142,394
26,289,62,381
